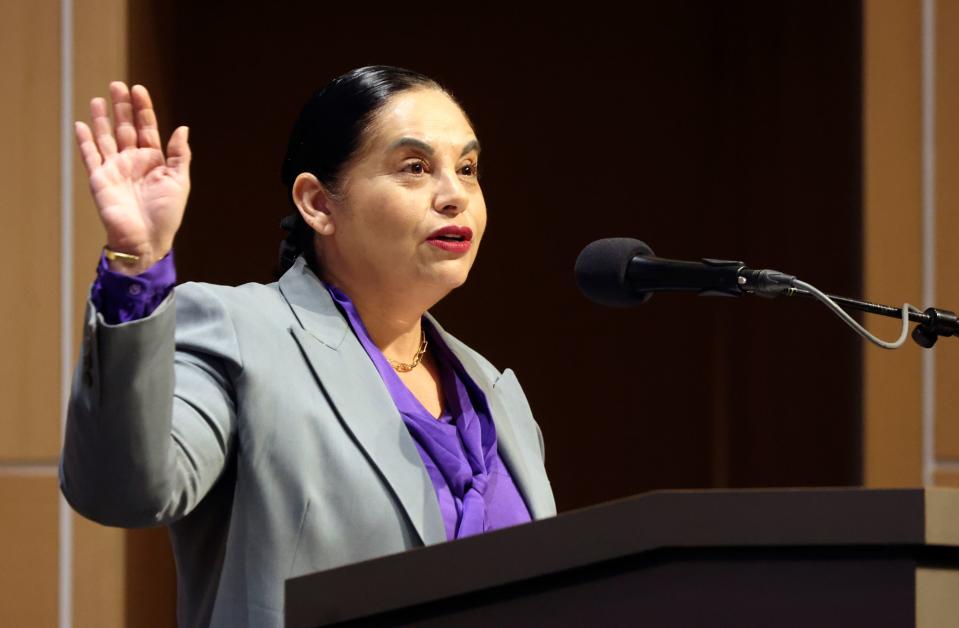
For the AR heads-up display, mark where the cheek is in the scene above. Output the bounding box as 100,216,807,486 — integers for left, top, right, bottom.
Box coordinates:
347,186,418,238
473,202,489,240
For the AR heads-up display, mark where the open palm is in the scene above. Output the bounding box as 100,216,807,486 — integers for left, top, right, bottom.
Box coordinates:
76,82,190,273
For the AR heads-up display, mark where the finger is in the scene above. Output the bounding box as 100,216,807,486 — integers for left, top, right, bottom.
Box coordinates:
90,97,118,158
74,121,102,174
130,84,161,150
166,126,191,176
109,81,137,151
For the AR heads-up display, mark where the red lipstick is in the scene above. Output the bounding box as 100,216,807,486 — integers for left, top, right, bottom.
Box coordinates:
425,225,473,253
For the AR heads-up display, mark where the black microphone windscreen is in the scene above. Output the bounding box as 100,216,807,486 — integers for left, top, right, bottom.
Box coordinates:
574,238,655,307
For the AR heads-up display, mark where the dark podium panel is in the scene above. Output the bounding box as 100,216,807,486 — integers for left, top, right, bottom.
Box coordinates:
285,488,959,628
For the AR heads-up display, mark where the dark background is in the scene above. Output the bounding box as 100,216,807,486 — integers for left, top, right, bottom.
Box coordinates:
134,1,863,512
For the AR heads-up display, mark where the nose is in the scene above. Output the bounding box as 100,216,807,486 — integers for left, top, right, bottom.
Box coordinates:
432,167,469,216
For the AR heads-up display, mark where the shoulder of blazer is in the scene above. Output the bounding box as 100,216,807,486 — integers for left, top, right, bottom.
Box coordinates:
172,279,294,371
174,279,286,315
174,279,294,327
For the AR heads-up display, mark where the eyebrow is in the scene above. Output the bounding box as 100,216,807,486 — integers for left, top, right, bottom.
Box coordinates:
460,139,481,157
387,137,481,157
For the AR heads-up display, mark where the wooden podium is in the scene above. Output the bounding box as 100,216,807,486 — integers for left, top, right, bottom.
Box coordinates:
285,488,959,627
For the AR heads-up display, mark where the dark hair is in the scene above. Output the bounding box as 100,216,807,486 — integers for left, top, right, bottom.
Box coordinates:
278,65,444,274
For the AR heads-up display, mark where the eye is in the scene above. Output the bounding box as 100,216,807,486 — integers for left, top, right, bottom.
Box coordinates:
402,159,428,175
459,163,480,178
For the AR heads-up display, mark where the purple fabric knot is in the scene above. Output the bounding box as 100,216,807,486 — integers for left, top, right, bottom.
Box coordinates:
458,480,488,536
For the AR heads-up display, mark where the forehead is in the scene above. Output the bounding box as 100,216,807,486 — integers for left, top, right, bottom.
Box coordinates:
368,88,476,150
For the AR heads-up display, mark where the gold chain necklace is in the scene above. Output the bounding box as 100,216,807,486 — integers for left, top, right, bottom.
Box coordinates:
388,329,428,373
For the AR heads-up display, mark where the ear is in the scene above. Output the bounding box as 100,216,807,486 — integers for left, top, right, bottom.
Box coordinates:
292,173,336,236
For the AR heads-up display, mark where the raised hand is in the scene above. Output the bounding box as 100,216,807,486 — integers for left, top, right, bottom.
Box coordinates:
75,82,190,274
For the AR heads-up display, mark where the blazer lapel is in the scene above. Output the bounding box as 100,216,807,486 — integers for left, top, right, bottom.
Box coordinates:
279,258,447,546
426,314,554,520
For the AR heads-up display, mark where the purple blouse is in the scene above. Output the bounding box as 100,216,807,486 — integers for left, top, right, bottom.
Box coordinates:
91,253,531,539
326,284,530,539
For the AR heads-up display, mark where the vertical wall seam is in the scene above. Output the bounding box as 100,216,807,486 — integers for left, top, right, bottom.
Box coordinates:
58,0,74,624
921,0,936,486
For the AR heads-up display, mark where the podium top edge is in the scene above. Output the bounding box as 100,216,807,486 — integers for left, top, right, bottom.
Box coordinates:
285,486,959,627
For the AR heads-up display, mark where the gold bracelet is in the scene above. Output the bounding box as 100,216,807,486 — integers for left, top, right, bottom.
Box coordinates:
103,246,141,265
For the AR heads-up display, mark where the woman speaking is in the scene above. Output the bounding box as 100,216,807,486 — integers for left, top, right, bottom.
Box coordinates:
60,66,555,627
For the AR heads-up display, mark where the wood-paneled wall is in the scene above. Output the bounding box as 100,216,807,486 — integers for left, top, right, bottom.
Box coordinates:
0,0,175,624
0,0,63,625
932,0,959,485
864,0,959,488
0,0,60,463
71,1,130,624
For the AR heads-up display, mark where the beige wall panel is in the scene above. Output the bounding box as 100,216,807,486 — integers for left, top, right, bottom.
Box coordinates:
917,566,959,628
0,474,60,627
0,0,62,461
72,513,126,628
863,0,924,486
72,0,128,357
70,1,131,626
934,1,959,461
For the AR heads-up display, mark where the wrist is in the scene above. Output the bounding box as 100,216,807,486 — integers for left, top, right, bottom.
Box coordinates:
93,248,177,324
103,245,169,276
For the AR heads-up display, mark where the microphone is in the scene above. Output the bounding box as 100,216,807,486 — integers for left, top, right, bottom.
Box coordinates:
574,237,959,351
574,238,796,308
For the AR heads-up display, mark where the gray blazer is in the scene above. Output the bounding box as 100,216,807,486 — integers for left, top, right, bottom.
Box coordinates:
60,256,556,628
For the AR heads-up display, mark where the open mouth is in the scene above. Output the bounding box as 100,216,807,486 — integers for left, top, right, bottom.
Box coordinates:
426,225,474,252
427,226,473,242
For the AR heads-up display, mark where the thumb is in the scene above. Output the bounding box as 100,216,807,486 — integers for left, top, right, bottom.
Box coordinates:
166,126,191,176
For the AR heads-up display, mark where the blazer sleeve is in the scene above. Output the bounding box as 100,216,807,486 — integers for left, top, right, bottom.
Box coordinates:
60,282,242,528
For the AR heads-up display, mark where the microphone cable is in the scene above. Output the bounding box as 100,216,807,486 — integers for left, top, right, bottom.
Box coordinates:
792,279,917,350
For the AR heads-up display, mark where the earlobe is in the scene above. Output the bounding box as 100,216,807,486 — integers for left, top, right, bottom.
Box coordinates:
292,173,336,235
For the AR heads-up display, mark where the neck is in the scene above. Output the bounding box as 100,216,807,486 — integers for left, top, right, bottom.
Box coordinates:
352,291,425,360
322,268,443,363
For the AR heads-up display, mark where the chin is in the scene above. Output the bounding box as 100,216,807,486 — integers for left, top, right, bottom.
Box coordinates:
424,266,471,295
434,254,474,278
440,272,469,291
